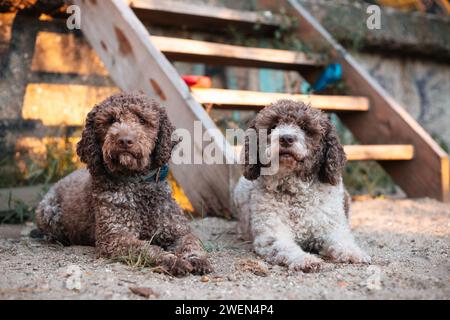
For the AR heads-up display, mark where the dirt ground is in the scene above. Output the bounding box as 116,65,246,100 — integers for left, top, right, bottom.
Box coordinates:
0,198,449,300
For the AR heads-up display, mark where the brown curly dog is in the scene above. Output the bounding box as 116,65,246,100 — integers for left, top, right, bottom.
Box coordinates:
35,92,212,276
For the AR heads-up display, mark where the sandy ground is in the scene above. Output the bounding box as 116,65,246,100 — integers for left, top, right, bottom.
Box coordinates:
0,198,449,300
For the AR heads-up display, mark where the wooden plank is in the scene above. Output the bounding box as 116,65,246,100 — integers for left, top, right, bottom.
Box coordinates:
259,0,449,201
128,0,282,33
191,88,369,111
233,145,414,161
151,36,324,71
73,0,236,216
343,145,414,161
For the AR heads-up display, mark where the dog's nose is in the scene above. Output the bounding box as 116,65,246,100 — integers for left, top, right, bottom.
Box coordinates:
118,136,134,148
280,134,296,147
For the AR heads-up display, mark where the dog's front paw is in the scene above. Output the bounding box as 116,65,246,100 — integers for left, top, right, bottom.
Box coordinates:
325,246,371,264
289,254,323,273
160,253,193,277
186,255,213,275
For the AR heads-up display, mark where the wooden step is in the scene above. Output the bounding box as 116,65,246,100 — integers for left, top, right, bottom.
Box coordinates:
151,36,324,71
233,145,414,161
343,145,414,161
191,88,369,111
129,0,282,33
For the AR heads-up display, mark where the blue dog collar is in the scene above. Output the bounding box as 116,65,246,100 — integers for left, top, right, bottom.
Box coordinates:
142,164,169,182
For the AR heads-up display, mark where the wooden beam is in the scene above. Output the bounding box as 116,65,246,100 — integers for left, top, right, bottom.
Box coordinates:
128,0,282,34
233,145,414,161
151,36,324,71
73,0,236,216
191,88,369,111
259,0,449,201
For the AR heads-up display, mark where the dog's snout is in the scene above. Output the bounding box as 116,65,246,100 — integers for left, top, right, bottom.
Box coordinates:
118,136,134,148
280,134,296,147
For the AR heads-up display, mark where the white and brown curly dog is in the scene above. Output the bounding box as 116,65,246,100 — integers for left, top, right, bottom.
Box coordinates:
233,100,370,272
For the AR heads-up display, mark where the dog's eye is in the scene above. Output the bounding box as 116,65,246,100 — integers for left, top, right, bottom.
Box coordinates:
110,117,117,124
299,123,306,131
139,117,146,125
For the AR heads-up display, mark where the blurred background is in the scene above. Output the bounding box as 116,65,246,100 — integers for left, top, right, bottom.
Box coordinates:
0,0,449,223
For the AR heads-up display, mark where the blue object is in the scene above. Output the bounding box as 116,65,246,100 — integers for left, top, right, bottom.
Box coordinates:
312,63,342,92
143,164,170,183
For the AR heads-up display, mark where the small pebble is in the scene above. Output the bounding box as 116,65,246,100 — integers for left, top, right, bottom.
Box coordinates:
129,286,159,298
227,274,237,281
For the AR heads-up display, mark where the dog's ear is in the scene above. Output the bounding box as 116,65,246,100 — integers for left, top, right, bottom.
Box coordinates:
318,117,346,185
151,107,175,169
76,106,106,177
242,119,261,180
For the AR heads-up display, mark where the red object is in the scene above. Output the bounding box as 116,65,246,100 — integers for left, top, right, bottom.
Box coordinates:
182,75,212,88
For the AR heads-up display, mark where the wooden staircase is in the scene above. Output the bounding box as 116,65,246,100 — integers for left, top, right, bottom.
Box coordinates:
72,0,449,215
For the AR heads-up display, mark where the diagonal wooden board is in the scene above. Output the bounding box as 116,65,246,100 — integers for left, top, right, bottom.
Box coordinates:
259,0,449,202
72,0,236,216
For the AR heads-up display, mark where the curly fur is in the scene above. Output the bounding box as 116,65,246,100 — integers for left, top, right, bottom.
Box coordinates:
35,92,212,276
234,100,370,272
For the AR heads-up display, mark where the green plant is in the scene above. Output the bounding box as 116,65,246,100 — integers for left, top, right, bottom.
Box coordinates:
200,238,223,253
0,133,80,188
112,233,170,273
0,131,81,223
343,161,396,196
116,246,160,270
0,192,35,224
26,137,79,186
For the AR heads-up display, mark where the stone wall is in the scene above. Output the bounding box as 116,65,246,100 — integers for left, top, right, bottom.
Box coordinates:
351,51,450,150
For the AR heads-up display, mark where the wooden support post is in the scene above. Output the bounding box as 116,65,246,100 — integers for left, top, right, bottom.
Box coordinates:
259,0,449,202
72,0,236,216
